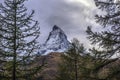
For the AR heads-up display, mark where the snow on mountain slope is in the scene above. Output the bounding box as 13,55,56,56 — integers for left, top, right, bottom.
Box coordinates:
39,25,71,54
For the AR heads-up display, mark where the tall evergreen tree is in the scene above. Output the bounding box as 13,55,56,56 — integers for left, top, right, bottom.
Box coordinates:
87,0,120,59
86,0,120,79
0,0,43,80
56,39,87,80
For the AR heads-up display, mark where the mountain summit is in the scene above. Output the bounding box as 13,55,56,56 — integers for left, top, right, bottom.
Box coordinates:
39,25,70,54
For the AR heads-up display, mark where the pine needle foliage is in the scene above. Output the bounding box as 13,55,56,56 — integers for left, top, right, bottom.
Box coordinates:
0,0,43,80
86,0,120,79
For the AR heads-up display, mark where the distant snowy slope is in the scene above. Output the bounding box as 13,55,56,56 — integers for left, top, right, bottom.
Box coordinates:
39,25,71,54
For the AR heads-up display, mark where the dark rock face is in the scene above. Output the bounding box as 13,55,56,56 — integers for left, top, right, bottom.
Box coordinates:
52,25,60,31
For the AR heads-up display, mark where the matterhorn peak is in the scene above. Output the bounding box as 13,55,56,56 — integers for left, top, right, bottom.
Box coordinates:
53,25,60,30
39,25,70,54
46,25,67,43
52,25,64,32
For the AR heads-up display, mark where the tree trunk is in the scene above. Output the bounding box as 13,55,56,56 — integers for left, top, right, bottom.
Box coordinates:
12,1,17,80
75,59,78,80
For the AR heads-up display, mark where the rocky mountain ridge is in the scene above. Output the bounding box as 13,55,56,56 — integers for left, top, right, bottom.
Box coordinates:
39,25,71,54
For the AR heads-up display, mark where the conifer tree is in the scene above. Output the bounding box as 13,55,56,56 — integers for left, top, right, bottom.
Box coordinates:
86,0,120,79
0,0,43,80
87,0,120,59
56,39,86,80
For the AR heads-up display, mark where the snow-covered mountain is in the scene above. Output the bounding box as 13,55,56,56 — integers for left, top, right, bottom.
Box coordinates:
39,25,71,54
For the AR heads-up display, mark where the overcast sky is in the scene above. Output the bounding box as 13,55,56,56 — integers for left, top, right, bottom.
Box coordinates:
0,0,101,48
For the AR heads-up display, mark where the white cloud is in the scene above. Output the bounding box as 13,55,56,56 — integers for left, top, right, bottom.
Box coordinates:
67,0,93,7
0,0,99,48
